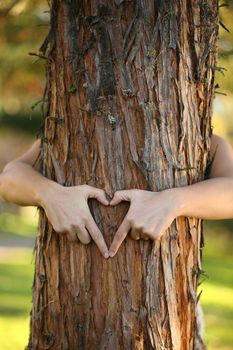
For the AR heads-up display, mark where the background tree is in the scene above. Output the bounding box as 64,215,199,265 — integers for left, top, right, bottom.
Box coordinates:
25,1,219,349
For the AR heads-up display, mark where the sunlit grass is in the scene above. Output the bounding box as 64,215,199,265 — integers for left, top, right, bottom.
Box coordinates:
0,316,30,350
201,283,233,349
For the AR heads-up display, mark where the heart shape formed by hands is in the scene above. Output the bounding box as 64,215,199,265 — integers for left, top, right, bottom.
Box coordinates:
46,184,177,259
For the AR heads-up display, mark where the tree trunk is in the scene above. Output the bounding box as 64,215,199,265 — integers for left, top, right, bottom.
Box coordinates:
28,1,219,349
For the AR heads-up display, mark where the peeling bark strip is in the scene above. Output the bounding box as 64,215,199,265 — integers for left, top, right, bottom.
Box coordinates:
28,1,218,349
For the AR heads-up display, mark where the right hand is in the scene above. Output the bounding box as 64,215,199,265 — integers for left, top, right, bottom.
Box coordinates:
41,184,109,258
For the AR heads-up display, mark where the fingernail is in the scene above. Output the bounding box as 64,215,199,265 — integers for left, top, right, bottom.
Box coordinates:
104,252,109,259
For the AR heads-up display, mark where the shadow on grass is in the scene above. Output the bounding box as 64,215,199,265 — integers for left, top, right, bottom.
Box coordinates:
203,303,233,320
0,305,31,317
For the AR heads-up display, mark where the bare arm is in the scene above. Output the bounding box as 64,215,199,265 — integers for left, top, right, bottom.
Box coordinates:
177,134,233,220
109,134,233,256
0,139,109,258
0,139,55,206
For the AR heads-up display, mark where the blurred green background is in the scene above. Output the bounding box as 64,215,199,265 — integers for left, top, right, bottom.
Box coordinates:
0,1,233,349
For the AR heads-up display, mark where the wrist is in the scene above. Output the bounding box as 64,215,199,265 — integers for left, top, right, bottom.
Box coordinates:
35,179,62,208
162,187,188,217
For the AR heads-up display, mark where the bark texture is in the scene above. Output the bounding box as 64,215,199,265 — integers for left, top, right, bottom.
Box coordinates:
28,1,219,349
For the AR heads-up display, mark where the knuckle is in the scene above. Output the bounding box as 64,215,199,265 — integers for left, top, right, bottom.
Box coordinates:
94,233,101,243
54,225,66,234
90,229,99,241
77,232,91,245
115,231,123,240
67,223,76,232
74,217,83,226
81,236,91,245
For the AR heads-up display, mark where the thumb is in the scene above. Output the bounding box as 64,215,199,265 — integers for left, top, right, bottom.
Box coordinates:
110,190,132,206
88,187,109,206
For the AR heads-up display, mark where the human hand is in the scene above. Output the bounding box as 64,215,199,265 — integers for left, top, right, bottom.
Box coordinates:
109,188,181,257
41,184,109,258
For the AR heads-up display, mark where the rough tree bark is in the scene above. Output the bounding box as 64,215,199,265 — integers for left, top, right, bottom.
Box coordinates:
27,1,219,349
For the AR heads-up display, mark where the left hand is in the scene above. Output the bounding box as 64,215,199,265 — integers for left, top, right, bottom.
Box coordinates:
109,188,180,257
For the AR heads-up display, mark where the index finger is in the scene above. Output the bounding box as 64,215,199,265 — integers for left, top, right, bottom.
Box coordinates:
109,219,131,257
86,215,109,259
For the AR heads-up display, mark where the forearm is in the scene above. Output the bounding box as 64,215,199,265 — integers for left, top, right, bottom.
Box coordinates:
173,177,233,220
0,161,60,207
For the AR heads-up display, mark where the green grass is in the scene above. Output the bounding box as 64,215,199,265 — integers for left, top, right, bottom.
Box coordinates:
0,221,232,350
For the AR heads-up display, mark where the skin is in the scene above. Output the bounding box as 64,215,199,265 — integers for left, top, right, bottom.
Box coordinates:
1,134,233,258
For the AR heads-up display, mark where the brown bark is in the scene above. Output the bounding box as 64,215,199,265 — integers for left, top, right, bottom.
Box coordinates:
28,1,219,349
